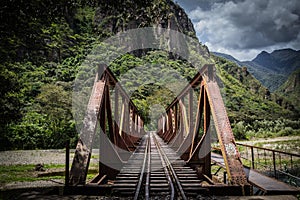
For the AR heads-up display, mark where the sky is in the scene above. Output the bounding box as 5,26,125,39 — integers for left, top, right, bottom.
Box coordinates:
176,0,300,61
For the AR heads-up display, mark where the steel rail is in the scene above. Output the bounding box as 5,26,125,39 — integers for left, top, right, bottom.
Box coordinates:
158,135,188,200
152,133,175,199
133,136,149,200
152,133,187,200
145,133,151,200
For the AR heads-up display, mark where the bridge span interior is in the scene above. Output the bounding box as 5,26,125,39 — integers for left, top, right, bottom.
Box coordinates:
66,64,299,198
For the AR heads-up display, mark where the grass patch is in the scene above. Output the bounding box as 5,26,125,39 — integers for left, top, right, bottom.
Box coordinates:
0,164,65,185
0,164,99,186
0,164,44,185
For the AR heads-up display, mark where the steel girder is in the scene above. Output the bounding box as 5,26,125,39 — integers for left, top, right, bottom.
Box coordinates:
157,64,248,187
69,65,144,185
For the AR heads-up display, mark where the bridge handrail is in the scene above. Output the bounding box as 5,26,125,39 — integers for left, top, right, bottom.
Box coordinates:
213,145,300,187
236,142,300,158
236,142,300,186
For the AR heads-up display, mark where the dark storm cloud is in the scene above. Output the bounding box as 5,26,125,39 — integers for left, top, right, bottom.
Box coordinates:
225,0,300,48
176,0,242,11
177,0,300,60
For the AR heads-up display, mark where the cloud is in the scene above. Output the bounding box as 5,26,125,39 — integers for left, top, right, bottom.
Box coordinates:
176,0,242,12
188,0,300,60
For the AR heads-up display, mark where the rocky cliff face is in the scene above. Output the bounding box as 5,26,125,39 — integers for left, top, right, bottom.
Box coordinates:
95,0,195,36
94,0,209,57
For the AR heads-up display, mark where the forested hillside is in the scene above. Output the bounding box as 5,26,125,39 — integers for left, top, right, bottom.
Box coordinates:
277,68,300,110
214,49,300,92
0,0,99,150
0,0,299,150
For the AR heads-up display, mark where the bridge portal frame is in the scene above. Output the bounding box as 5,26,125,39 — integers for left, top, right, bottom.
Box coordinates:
68,65,145,186
158,64,251,194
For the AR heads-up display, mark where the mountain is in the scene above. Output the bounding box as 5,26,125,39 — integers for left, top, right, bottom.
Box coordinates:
277,68,300,110
0,0,299,150
93,0,210,58
212,52,243,65
213,54,298,117
95,0,196,36
252,49,300,75
213,49,300,91
242,60,287,92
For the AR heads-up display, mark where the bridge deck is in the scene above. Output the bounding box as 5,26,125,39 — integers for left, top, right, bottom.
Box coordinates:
211,153,299,195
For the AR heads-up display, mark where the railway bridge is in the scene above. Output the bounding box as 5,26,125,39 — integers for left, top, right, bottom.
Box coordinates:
65,64,299,198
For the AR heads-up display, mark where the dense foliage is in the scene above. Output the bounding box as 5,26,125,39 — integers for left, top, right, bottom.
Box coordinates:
109,51,198,130
276,68,300,111
0,0,298,150
0,0,99,150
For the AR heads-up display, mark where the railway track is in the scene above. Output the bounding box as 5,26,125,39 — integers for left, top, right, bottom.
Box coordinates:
113,132,206,199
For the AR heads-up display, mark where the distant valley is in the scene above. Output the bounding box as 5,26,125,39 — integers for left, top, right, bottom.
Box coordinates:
213,49,300,92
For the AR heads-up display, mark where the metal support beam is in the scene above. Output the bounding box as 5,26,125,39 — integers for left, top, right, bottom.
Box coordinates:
189,89,193,136
159,64,248,187
203,90,211,178
69,66,144,185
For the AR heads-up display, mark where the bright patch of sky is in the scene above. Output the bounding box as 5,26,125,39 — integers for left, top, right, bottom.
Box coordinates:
176,0,300,61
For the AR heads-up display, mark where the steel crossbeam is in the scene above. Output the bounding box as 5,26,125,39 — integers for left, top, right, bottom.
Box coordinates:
69,65,145,185
157,64,249,187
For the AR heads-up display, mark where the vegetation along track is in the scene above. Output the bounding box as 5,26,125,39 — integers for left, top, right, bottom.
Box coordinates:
112,132,205,199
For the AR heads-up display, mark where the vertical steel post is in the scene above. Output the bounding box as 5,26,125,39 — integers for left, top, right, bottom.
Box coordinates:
106,85,114,143
189,89,193,133
174,104,178,136
251,146,255,169
138,116,141,134
65,140,70,187
134,110,136,135
273,151,277,178
203,90,211,177
223,171,227,184
114,87,119,144
99,91,106,173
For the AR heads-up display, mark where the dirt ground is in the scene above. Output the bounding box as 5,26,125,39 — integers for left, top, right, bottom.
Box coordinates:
0,149,101,166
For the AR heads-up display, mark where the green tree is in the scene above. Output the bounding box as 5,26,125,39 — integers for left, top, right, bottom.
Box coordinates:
8,84,77,149
35,83,77,148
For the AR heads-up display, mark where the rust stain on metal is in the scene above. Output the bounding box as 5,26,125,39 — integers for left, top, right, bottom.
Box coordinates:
159,64,248,186
69,66,145,186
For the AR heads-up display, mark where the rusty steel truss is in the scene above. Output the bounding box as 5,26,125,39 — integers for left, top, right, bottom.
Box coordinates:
157,64,250,191
68,64,250,195
69,65,145,186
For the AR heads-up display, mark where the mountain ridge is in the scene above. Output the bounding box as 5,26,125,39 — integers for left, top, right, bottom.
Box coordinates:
213,49,300,91
252,48,300,74
0,0,299,150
